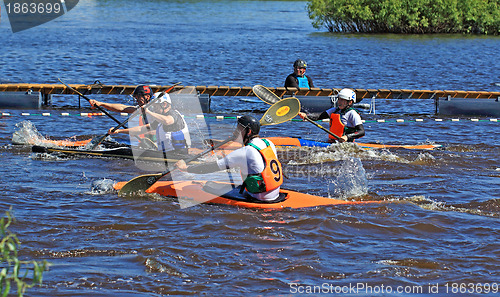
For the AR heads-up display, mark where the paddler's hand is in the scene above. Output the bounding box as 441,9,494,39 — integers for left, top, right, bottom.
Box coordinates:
298,112,307,120
89,99,101,109
175,160,188,171
108,128,119,134
338,135,348,143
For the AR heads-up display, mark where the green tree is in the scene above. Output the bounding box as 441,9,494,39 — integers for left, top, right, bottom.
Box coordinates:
307,0,500,34
0,209,49,297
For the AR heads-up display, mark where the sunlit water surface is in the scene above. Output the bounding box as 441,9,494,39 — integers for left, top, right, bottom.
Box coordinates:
0,0,499,296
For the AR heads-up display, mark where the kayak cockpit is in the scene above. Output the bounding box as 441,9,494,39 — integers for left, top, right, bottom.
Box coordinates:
202,181,288,204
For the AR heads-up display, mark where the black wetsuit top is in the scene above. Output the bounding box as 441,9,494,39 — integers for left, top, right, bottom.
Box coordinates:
284,73,314,89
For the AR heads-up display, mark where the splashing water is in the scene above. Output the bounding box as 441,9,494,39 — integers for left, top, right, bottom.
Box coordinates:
328,157,368,199
411,152,436,165
13,120,96,149
89,178,116,195
12,121,48,146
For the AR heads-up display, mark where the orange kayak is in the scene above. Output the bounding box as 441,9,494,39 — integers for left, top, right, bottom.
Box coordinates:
12,135,93,147
39,138,93,147
113,180,382,209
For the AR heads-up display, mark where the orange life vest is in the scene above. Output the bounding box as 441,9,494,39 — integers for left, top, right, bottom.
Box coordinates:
244,139,283,193
329,113,345,140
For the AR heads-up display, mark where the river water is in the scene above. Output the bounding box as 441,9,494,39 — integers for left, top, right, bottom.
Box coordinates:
1,0,499,296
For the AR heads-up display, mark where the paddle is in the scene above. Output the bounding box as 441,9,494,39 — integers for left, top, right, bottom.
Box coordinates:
118,135,235,196
302,116,342,141
118,97,301,196
258,97,301,126
252,85,280,105
87,82,181,150
253,85,343,141
58,78,124,126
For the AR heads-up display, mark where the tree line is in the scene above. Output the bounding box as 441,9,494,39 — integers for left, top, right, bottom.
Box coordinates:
307,0,499,34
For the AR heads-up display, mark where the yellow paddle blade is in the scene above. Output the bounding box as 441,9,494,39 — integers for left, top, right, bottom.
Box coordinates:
260,97,300,125
118,173,163,197
252,85,280,104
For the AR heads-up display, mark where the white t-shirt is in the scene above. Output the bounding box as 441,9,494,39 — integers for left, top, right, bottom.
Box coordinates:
216,138,280,201
325,107,363,128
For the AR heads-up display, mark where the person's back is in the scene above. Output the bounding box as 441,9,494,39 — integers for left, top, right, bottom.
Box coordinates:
217,137,282,201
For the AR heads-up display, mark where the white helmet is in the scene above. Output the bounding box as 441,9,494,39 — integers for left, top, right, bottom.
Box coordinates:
153,92,171,104
338,88,356,102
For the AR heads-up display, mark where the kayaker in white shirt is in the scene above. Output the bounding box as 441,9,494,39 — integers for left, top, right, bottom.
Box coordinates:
298,88,365,142
109,93,191,154
176,115,283,202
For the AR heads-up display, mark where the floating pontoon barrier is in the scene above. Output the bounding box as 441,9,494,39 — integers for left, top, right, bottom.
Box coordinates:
2,83,499,115
437,96,500,117
0,91,49,109
1,83,499,100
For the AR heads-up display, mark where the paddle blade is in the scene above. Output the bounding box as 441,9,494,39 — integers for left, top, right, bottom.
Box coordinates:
86,134,107,150
118,173,163,196
253,85,280,104
260,97,300,126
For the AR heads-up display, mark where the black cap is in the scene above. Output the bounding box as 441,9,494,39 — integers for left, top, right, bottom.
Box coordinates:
133,85,153,97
